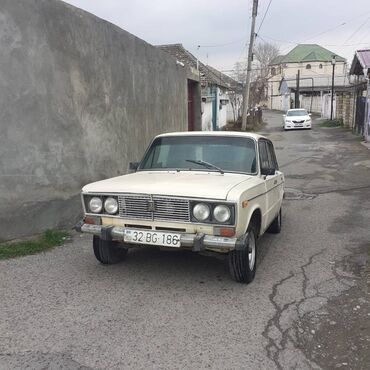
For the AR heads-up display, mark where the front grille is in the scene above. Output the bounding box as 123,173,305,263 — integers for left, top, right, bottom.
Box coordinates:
293,120,304,123
118,194,152,220
154,196,190,221
118,194,190,222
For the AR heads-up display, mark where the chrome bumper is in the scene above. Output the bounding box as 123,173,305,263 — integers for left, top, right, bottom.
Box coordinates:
76,222,239,252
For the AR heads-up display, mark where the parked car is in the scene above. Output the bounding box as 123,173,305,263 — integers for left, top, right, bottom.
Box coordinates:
76,132,284,283
283,108,312,130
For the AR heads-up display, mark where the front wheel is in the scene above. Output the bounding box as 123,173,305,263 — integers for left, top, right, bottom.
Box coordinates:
228,225,257,283
93,235,128,264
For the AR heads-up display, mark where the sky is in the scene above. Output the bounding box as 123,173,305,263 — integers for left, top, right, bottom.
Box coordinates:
63,0,370,74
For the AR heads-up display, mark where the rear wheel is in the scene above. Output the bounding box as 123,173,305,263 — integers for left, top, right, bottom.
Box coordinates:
93,235,128,264
267,208,282,234
228,225,257,283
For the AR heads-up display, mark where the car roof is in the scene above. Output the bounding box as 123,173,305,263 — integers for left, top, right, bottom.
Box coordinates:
155,131,266,141
287,108,307,111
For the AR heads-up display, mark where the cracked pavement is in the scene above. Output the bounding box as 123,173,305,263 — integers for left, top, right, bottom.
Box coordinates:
1,111,369,369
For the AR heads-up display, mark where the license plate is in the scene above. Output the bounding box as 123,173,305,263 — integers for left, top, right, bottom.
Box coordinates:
123,229,181,248
294,123,303,127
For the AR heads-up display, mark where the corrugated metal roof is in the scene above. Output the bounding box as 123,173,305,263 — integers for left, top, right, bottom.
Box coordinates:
349,49,370,75
156,44,241,90
270,44,346,65
357,49,370,68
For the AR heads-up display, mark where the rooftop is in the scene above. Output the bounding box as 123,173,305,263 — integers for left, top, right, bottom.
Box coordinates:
349,49,370,76
157,44,241,90
271,44,346,65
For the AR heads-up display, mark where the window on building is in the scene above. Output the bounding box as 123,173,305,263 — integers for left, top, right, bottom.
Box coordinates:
319,64,323,69
306,64,311,69
271,67,276,76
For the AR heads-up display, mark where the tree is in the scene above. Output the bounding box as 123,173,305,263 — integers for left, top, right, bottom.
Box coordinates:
254,42,280,81
252,42,280,104
232,42,279,106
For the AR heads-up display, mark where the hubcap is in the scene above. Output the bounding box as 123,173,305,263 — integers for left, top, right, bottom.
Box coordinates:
248,232,256,270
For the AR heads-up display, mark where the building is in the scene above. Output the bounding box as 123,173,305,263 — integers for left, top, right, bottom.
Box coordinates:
158,44,242,130
268,44,348,115
349,49,370,141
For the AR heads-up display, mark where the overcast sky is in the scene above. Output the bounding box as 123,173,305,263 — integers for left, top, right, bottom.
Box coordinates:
63,0,370,72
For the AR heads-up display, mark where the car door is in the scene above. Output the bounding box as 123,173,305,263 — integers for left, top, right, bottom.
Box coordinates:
266,140,284,218
259,139,277,231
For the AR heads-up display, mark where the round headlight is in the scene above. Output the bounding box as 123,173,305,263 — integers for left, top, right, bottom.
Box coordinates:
213,205,231,223
89,197,102,213
193,203,210,221
104,197,118,214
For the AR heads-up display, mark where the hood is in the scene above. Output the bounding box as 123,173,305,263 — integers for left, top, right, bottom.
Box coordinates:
287,115,309,120
82,171,253,200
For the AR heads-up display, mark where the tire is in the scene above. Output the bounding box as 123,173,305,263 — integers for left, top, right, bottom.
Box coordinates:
228,224,257,283
93,235,128,264
267,208,282,234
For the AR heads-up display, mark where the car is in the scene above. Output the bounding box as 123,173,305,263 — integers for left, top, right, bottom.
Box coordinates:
75,132,285,283
283,108,312,130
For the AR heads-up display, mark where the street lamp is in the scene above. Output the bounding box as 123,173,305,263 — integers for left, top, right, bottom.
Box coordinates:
330,55,336,121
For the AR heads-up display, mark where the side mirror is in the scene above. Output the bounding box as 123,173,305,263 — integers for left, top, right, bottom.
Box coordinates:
261,168,276,176
308,113,312,116
283,114,286,117
129,161,139,171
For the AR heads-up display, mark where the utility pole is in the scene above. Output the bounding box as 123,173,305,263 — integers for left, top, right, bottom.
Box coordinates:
330,55,336,121
241,0,258,131
295,69,300,108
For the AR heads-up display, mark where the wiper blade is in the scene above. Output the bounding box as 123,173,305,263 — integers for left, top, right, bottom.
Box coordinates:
185,159,224,174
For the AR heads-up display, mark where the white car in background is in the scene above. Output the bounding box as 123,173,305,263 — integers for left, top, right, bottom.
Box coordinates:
283,109,312,130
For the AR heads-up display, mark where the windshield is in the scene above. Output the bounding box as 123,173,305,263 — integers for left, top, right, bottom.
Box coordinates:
287,109,308,116
139,136,257,174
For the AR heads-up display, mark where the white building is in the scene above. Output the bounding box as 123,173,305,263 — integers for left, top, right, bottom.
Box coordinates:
267,44,348,116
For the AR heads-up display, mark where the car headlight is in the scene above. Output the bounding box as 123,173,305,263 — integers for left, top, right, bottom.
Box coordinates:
285,119,291,123
89,197,103,213
213,205,231,223
193,203,210,221
104,197,118,214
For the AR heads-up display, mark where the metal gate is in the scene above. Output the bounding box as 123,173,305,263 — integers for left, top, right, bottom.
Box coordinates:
355,96,366,135
187,81,195,131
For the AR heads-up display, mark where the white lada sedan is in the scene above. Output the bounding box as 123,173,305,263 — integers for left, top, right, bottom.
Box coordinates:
283,108,312,130
76,132,284,283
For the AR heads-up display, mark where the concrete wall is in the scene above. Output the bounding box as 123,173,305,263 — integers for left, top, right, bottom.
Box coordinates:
336,91,356,127
0,0,189,240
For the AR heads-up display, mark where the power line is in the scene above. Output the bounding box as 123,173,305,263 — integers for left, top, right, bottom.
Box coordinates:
196,38,246,49
256,0,273,34
257,10,370,55
300,22,347,44
259,33,370,47
343,17,370,44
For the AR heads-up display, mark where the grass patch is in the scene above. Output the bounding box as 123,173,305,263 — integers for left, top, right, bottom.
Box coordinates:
0,229,69,260
318,119,343,128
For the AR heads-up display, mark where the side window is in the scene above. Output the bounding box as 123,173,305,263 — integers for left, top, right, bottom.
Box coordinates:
259,141,269,170
267,141,279,170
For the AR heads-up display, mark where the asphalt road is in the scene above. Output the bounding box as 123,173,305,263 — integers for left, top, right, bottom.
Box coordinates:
1,111,369,370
